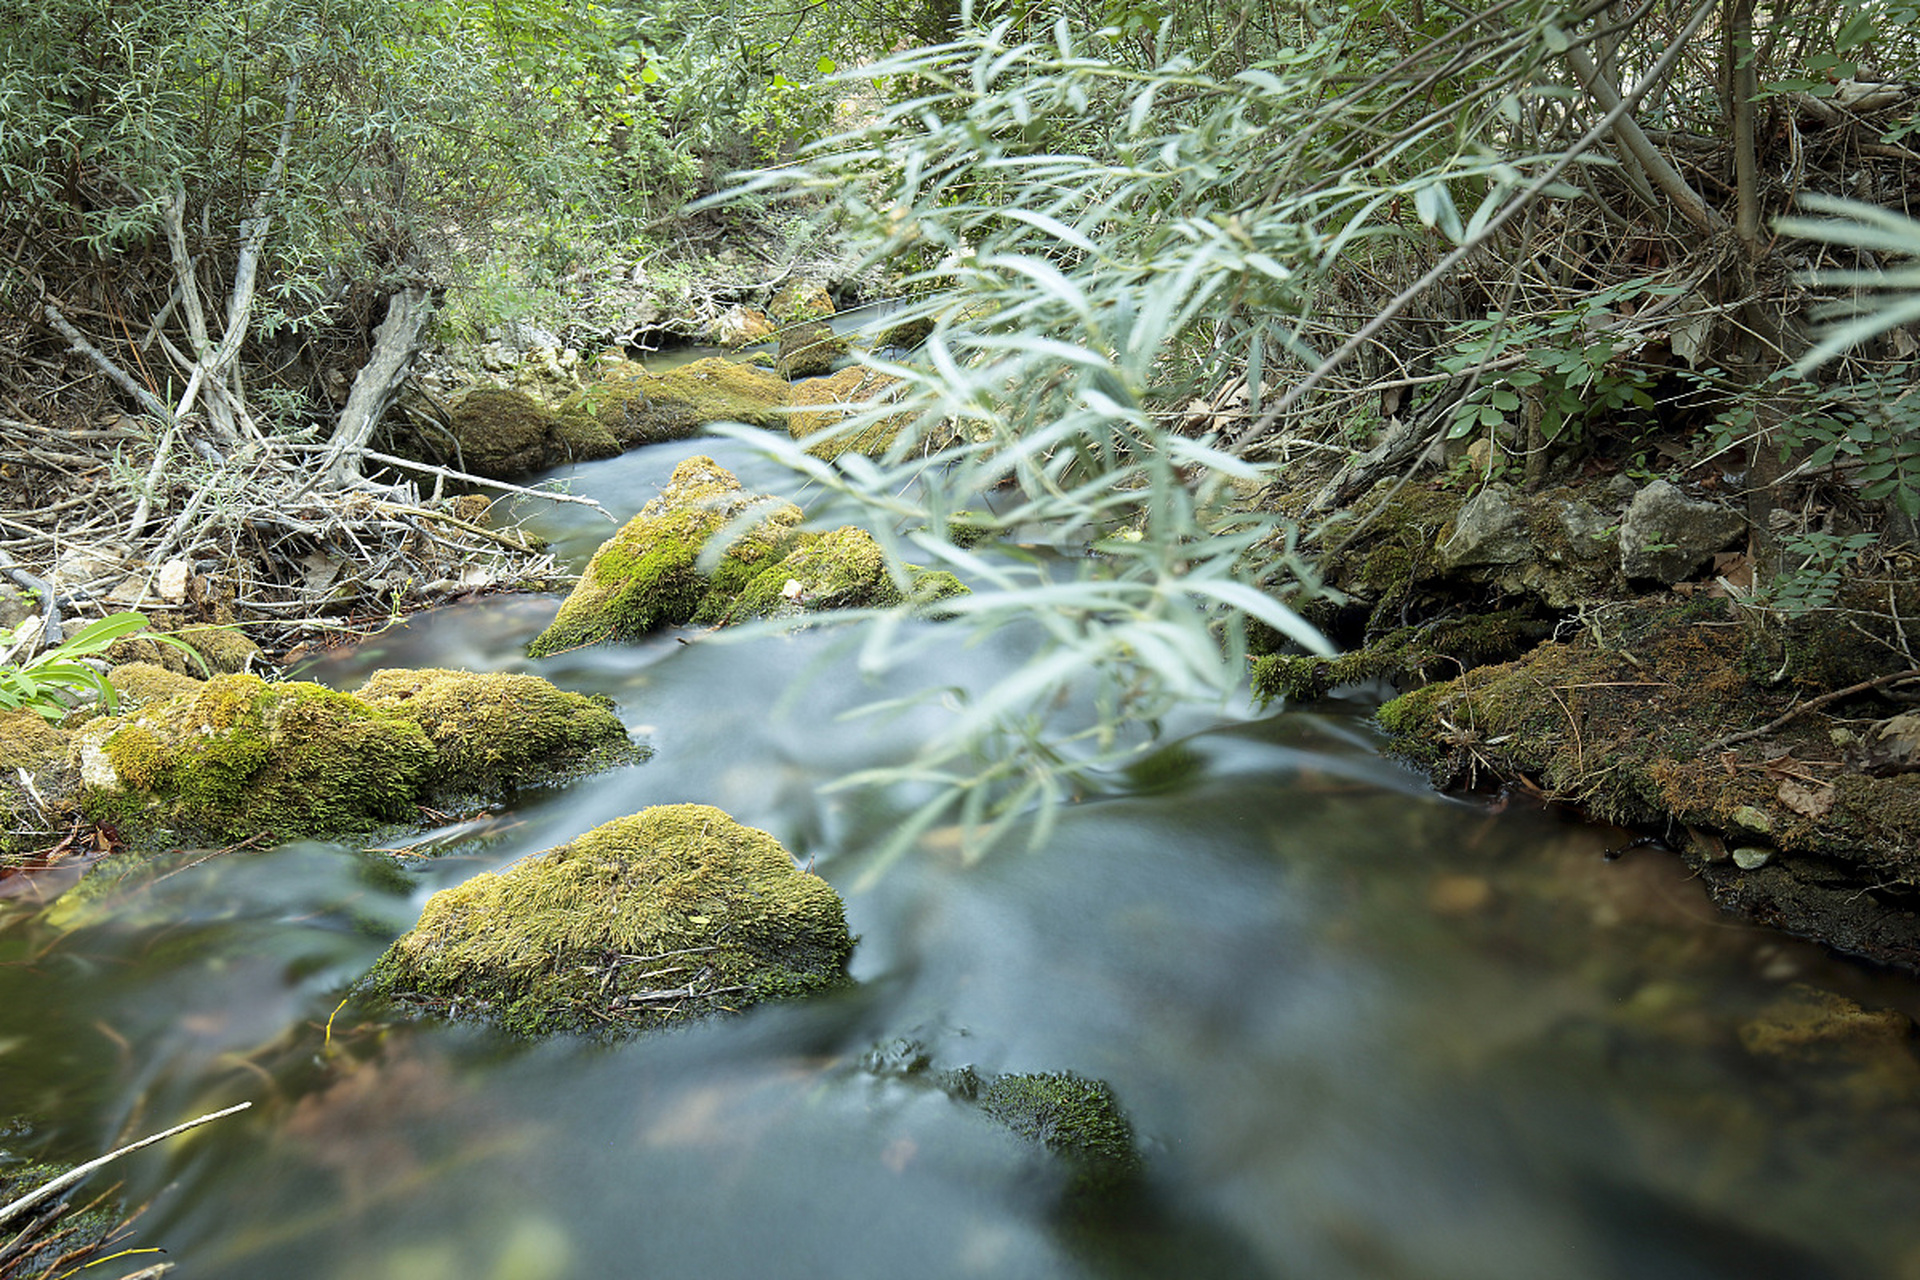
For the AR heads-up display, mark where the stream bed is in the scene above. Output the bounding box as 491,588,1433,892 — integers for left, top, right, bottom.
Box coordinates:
8,437,1920,1279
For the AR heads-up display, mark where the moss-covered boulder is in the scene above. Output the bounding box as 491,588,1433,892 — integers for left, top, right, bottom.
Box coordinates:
775,321,849,380
0,709,78,861
75,674,438,845
527,456,805,655
562,357,790,449
526,458,967,655
787,367,923,460
360,804,853,1037
354,667,638,797
439,388,621,480
106,660,206,707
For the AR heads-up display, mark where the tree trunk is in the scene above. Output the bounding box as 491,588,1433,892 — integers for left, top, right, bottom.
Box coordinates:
322,285,434,487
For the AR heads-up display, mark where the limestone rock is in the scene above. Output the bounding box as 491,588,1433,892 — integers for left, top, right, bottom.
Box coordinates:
360,804,854,1037
713,305,775,347
1440,486,1533,569
1619,480,1745,582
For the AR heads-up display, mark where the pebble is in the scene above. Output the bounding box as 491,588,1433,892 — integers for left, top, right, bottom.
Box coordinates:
1732,846,1773,870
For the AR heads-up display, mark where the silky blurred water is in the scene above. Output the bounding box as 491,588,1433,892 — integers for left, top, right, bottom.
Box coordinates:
6,441,1920,1280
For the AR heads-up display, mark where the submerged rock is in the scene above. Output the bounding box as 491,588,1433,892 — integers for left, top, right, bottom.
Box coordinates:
526,457,965,656
360,804,853,1037
973,1071,1144,1200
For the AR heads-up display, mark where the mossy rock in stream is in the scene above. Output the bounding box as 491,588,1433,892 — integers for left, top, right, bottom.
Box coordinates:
562,356,790,449
786,366,928,460
972,1070,1144,1201
526,456,967,655
360,804,854,1037
434,387,620,480
353,668,641,799
69,669,637,848
74,673,438,846
774,320,849,380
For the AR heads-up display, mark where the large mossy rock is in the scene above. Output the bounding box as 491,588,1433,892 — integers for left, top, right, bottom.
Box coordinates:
354,668,636,798
787,367,921,460
526,457,966,656
69,669,636,847
526,456,805,655
75,673,437,845
360,804,854,1037
439,387,620,480
564,356,790,449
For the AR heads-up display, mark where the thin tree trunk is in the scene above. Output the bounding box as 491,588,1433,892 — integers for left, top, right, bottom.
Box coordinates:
321,285,434,487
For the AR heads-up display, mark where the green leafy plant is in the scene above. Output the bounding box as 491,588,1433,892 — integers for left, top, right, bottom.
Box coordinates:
0,612,203,723
1755,531,1882,617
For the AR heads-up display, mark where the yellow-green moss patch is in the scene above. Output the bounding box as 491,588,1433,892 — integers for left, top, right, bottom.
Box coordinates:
786,367,927,460
360,804,854,1037
354,667,639,797
77,673,437,845
564,357,790,449
107,661,206,707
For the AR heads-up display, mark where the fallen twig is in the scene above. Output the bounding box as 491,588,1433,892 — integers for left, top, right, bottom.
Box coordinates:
0,1101,252,1229
1711,666,1920,749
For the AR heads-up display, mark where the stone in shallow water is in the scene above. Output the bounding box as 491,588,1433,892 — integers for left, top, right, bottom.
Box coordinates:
360,804,854,1038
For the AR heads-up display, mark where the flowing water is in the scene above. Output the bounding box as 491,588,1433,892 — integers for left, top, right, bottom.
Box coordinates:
7,435,1920,1280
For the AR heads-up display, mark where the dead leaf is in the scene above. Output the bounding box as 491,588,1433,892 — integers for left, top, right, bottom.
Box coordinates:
1778,778,1835,819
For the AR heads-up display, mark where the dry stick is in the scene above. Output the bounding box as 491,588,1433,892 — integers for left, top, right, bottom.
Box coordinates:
1228,0,1720,455
319,447,615,517
41,304,172,424
0,1102,252,1228
1711,667,1920,750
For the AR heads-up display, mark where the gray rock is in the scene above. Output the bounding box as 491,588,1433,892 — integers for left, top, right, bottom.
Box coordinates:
1732,846,1774,870
1552,499,1616,563
1440,486,1533,569
1619,480,1745,581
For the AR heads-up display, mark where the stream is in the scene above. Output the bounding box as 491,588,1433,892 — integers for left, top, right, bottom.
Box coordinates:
8,430,1920,1279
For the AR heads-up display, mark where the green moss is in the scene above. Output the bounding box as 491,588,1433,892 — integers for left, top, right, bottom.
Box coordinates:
565,357,790,449
977,1072,1143,1199
727,525,902,619
78,673,437,846
171,625,259,674
1252,609,1547,705
108,661,205,707
354,668,639,798
360,804,854,1037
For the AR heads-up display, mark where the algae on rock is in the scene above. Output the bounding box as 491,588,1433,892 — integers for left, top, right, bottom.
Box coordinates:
360,804,853,1037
